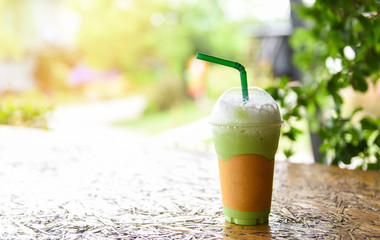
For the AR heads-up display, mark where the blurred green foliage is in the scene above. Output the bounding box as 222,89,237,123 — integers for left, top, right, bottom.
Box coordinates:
73,0,248,77
0,94,53,129
0,0,255,129
72,0,250,111
267,0,380,170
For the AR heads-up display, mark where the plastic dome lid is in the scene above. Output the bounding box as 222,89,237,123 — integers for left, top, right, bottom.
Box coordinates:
210,87,282,126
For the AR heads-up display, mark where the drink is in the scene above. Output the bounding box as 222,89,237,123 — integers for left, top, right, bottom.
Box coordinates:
210,87,282,225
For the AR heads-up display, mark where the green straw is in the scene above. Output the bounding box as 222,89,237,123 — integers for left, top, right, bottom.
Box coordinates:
196,52,249,101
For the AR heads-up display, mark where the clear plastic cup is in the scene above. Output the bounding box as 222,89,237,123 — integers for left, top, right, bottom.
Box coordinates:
210,87,283,225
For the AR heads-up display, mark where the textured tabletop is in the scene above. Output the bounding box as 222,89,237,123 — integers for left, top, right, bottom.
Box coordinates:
0,126,379,239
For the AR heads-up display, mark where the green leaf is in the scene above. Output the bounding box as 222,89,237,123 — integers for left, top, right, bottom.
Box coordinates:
351,72,368,92
367,50,380,72
319,141,330,152
340,143,357,165
375,41,380,53
279,76,290,89
284,148,294,158
327,74,339,94
368,130,379,147
333,93,343,106
350,127,362,144
283,126,303,141
265,87,279,100
281,113,289,121
360,117,378,130
328,31,345,55
351,107,363,116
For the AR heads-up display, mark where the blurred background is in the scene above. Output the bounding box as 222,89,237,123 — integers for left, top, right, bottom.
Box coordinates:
0,1,288,106
0,0,379,166
0,0,291,127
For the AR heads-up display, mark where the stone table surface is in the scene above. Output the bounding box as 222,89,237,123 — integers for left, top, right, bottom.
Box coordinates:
0,126,379,239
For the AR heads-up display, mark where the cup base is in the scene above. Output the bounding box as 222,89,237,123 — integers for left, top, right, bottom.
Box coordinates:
225,215,268,225
223,206,270,226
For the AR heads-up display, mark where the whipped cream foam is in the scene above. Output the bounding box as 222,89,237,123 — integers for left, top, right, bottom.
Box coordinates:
210,87,282,126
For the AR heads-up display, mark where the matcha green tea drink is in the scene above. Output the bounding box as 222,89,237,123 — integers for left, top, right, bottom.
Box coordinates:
196,52,282,225
210,87,282,225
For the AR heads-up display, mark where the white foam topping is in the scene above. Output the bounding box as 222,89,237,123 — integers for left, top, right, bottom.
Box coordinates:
210,87,282,126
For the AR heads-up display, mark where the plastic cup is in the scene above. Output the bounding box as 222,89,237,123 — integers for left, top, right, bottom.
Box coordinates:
210,87,283,225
